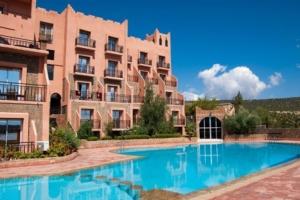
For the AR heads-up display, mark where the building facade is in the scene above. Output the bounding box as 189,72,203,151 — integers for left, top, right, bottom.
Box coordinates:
0,0,185,150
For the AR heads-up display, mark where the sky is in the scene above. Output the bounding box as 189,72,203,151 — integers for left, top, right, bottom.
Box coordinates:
37,0,300,100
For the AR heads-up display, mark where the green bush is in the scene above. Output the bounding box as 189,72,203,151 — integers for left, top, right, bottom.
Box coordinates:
126,126,147,135
101,136,113,140
185,118,196,137
77,121,93,139
87,136,99,141
152,134,181,138
116,135,150,140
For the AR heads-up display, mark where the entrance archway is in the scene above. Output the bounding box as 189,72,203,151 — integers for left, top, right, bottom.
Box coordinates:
50,93,61,114
199,116,222,139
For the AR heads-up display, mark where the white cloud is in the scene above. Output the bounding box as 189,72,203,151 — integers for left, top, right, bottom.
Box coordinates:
182,91,204,101
268,72,282,86
198,64,281,99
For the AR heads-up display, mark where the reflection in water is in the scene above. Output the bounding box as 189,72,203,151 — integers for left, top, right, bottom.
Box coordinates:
1,143,300,199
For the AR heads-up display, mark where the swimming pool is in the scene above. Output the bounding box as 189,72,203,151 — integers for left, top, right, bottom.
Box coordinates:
0,142,300,200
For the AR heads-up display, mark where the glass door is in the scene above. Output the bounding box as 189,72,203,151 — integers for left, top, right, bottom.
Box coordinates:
78,82,89,100
107,86,117,102
112,110,122,128
0,119,22,145
78,56,89,73
0,68,21,100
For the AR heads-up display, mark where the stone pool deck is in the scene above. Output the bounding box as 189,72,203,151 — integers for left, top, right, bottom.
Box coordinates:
0,140,300,199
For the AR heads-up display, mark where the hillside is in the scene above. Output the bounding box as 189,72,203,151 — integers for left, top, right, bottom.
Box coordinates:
220,97,300,111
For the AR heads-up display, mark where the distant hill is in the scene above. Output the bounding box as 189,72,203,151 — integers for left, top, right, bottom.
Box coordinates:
221,97,300,111
186,97,300,112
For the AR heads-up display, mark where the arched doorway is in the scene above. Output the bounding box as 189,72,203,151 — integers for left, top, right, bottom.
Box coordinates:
50,93,61,114
199,116,222,139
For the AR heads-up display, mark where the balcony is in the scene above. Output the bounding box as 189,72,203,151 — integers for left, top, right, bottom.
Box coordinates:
105,44,123,55
173,118,186,126
75,37,96,49
104,93,131,103
133,95,144,103
80,119,101,129
127,75,138,82
157,62,170,70
104,69,123,80
0,142,35,154
74,64,95,76
165,80,177,87
145,77,159,85
70,90,102,101
112,119,130,130
39,32,53,43
0,35,47,56
166,98,184,105
0,81,46,102
138,58,152,67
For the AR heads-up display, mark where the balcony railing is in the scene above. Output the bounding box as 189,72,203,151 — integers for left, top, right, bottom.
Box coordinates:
0,81,46,102
0,35,42,50
74,64,95,75
138,58,152,66
127,75,138,82
133,95,144,103
76,37,96,48
105,44,123,53
80,119,101,129
39,32,53,43
173,118,186,126
145,78,159,85
104,93,131,103
166,98,184,105
104,69,123,78
70,90,102,101
112,120,130,129
157,62,170,69
165,80,177,87
127,55,133,62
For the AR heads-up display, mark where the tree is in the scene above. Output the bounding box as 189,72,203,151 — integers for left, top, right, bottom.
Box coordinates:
185,117,196,137
77,121,92,139
224,107,261,134
185,97,218,116
139,83,173,136
255,107,273,128
233,91,243,113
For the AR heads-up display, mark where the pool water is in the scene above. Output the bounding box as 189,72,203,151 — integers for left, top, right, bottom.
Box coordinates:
1,143,300,200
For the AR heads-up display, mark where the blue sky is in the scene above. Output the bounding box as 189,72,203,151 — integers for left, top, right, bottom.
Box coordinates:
37,0,300,100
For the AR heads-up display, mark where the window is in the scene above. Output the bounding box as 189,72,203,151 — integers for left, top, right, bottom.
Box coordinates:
108,36,118,48
47,50,55,60
199,117,222,139
107,86,117,102
165,39,168,47
140,52,147,60
0,119,22,144
108,60,117,72
159,37,162,45
78,30,90,46
158,56,165,65
40,22,53,42
0,6,4,14
78,82,89,100
47,64,54,80
140,71,148,80
160,73,166,81
0,68,21,83
80,109,93,124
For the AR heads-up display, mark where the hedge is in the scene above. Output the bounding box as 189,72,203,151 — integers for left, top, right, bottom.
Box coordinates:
152,134,181,138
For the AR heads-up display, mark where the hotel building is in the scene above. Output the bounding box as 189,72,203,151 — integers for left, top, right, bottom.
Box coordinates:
0,0,185,150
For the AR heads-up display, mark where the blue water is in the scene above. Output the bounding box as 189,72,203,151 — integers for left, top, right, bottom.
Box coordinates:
1,142,300,200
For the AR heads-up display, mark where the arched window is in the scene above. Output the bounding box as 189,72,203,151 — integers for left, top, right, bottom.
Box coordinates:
165,39,168,47
50,93,61,114
199,117,222,139
159,37,162,45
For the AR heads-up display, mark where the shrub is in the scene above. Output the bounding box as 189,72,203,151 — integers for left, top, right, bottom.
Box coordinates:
126,126,147,135
77,121,93,139
116,135,150,140
101,136,113,140
87,136,99,141
224,107,261,134
152,134,181,138
185,119,196,137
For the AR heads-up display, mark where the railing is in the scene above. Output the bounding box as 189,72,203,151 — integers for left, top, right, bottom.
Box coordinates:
127,55,133,62
133,95,144,103
165,80,177,87
127,75,139,82
0,35,42,49
138,58,152,66
74,64,95,75
0,142,35,155
173,118,186,125
145,78,159,85
104,93,131,103
157,62,170,69
70,90,102,101
166,98,184,105
80,119,101,129
39,32,53,43
0,81,46,102
105,43,123,53
76,37,96,48
104,69,123,78
112,120,130,129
